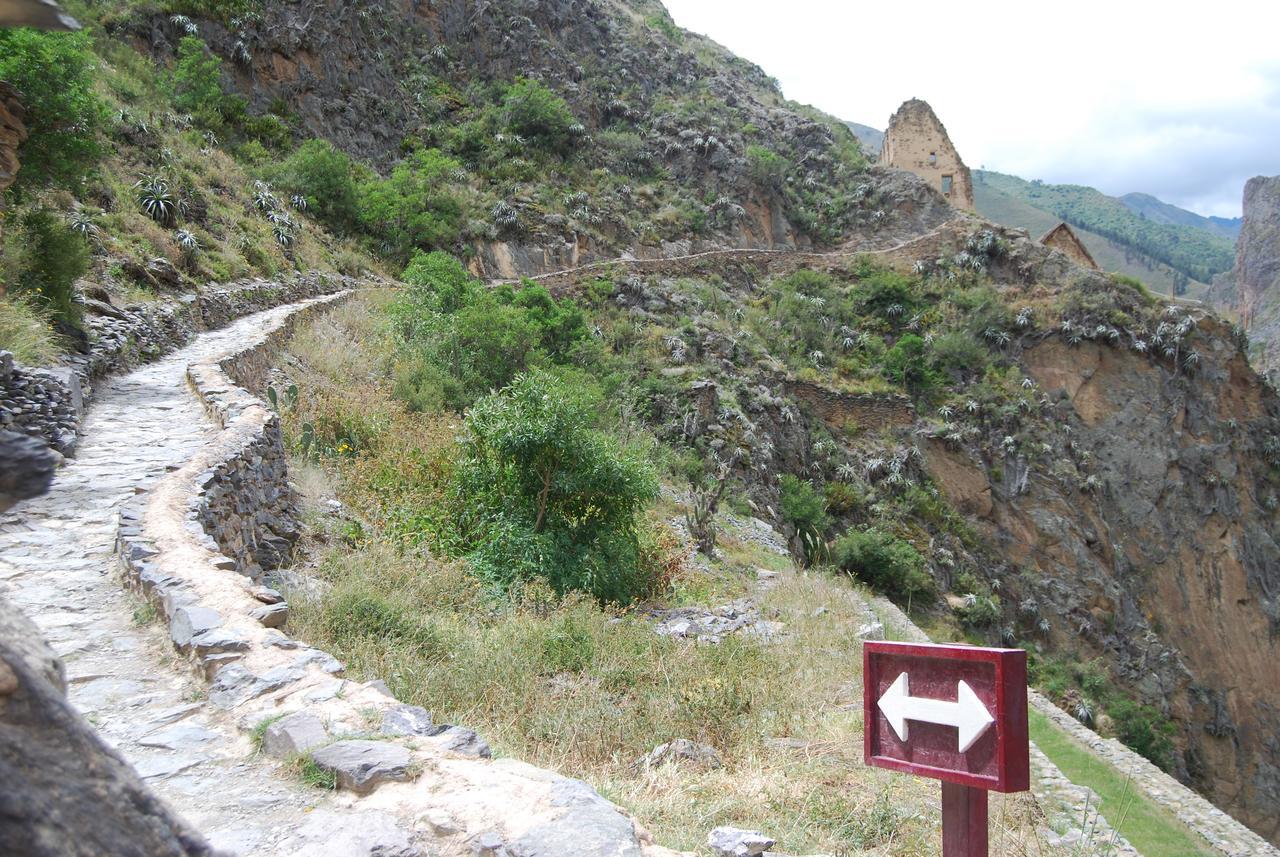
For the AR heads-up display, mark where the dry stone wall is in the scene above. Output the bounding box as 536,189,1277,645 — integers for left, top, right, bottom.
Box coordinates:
782,377,915,430
0,273,355,457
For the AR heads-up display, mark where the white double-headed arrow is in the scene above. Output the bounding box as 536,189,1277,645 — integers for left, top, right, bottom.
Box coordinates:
878,672,995,752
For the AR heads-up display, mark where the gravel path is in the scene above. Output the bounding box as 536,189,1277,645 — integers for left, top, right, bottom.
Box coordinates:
0,301,344,856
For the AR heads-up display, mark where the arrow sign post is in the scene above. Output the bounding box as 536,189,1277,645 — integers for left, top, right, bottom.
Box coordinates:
864,641,1029,857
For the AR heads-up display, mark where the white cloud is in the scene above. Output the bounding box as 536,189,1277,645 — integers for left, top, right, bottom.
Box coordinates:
661,0,1280,217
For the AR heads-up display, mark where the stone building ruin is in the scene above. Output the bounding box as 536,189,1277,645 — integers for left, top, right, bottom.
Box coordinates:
1039,222,1099,270
879,98,975,211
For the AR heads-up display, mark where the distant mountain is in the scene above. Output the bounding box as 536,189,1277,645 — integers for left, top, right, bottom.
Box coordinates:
844,121,883,157
972,170,1236,295
1120,192,1242,240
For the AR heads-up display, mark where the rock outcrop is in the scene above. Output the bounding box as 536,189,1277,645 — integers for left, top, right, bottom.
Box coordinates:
1208,175,1280,378
927,318,1280,843
0,429,56,513
0,593,215,856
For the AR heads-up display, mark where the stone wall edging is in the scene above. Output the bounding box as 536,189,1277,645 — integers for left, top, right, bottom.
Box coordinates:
0,272,357,456
112,291,672,857
1027,689,1280,857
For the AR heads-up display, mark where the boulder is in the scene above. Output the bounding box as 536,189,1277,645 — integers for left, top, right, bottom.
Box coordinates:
639,738,722,770
0,592,214,855
0,430,58,514
310,740,413,794
250,602,289,628
380,704,435,737
261,710,328,759
707,826,776,857
428,725,492,759
169,606,223,650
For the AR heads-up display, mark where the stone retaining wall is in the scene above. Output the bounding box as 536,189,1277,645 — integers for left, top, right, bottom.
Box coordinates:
184,291,355,579
0,273,355,457
782,377,915,431
114,293,678,857
1028,690,1280,857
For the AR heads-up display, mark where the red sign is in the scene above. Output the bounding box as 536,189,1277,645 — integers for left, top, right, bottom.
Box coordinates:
863,641,1029,793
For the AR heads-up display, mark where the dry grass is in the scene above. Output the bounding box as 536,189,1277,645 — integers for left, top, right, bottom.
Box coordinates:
0,296,63,365
271,294,1076,856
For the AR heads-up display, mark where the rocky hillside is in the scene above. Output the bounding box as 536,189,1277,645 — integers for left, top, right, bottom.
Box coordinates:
488,209,1280,843
106,0,895,279
6,0,1280,851
1208,176,1280,379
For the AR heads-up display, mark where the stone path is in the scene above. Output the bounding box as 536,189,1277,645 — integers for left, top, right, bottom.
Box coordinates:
0,302,346,855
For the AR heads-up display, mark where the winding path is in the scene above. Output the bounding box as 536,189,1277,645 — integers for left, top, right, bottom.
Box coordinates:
0,301,350,856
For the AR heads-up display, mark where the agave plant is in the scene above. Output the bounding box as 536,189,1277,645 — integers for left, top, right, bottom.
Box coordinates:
491,200,519,229
273,223,295,248
169,14,198,34
174,229,200,252
134,175,175,225
252,182,279,212
290,194,308,211
68,212,101,241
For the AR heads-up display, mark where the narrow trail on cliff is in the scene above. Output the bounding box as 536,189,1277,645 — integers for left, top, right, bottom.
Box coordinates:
0,299,352,856
486,216,967,286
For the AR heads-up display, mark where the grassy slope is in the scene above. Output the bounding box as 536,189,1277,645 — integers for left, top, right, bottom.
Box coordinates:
1028,709,1215,857
973,179,1209,299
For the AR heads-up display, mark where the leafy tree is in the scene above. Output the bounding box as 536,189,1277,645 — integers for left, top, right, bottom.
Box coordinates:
0,29,105,191
273,139,362,233
500,78,577,153
451,372,658,603
172,36,231,129
832,528,935,604
779,474,829,564
357,148,464,261
883,334,937,397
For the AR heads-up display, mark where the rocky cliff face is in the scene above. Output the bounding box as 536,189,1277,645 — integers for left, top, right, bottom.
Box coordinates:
1208,176,1280,378
936,320,1280,842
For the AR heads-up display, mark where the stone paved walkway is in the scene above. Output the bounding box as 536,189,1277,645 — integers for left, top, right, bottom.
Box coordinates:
0,302,344,856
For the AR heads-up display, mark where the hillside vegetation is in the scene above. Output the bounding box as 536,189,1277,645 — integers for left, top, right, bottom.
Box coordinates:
975,170,1235,288
5,0,1280,850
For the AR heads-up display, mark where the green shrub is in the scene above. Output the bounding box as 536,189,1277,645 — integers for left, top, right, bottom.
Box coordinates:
357,148,464,261
746,145,789,191
883,334,938,397
1107,697,1176,771
389,254,592,410
779,474,829,564
930,331,988,379
4,209,89,330
450,371,658,604
500,78,577,153
272,139,361,233
955,594,1001,629
0,29,105,190
832,528,935,604
172,36,231,130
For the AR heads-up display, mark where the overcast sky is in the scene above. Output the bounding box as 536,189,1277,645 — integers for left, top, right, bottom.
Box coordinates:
661,0,1280,218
